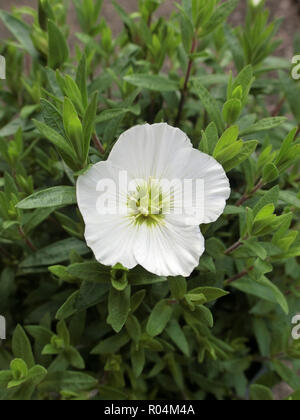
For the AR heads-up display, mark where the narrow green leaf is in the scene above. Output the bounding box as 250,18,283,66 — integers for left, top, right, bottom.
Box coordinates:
20,238,90,268
124,74,179,92
146,300,173,337
194,80,225,133
17,186,77,209
250,384,274,401
12,325,35,369
0,11,37,57
48,20,69,69
107,285,131,333
240,117,286,136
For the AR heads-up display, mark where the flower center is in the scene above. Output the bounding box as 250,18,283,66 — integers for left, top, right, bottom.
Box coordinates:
127,179,167,227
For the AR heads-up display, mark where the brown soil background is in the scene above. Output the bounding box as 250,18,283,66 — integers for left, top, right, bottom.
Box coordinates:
0,0,300,57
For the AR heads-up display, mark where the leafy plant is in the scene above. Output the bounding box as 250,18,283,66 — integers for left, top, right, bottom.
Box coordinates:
0,0,300,401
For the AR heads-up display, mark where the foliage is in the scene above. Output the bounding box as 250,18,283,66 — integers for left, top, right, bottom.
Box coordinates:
0,0,300,401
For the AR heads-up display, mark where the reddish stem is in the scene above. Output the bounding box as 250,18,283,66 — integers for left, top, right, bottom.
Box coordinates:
92,133,105,155
18,226,37,252
175,37,198,126
224,239,243,256
225,266,254,285
271,97,285,117
235,180,264,207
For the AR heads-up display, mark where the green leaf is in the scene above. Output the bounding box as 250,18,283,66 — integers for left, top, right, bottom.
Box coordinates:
95,108,134,123
250,384,274,401
231,275,289,314
76,55,88,110
76,282,109,311
166,320,190,357
279,191,300,209
65,346,85,370
242,238,268,260
124,74,179,92
91,331,130,355
63,98,84,160
39,371,97,393
33,120,77,168
223,139,258,172
107,285,131,333
130,289,146,313
188,287,229,303
213,125,239,156
56,291,79,320
83,91,98,160
126,314,141,344
67,262,111,283
240,117,286,136
180,13,194,53
253,186,279,217
273,361,300,390
131,346,145,378
23,207,55,234
17,186,77,209
202,0,239,35
168,277,187,300
40,99,65,138
0,11,37,57
263,163,279,184
203,122,219,155
48,20,69,69
129,267,167,285
146,300,173,337
231,65,254,104
10,359,28,383
215,140,243,164
253,318,271,357
222,99,242,125
194,80,225,134
20,238,89,268
12,325,35,369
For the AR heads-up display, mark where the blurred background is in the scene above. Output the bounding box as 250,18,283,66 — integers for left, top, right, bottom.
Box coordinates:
0,0,299,58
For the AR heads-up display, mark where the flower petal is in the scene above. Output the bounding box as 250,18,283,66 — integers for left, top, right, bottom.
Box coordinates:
108,123,192,179
168,148,231,225
77,161,138,269
134,217,205,277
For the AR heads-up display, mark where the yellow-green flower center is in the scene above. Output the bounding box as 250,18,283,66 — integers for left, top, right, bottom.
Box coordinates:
127,179,168,227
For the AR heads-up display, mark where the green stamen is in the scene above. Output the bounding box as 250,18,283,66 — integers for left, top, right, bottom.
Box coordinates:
127,179,168,227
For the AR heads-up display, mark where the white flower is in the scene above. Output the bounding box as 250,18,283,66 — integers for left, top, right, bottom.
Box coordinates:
77,123,230,277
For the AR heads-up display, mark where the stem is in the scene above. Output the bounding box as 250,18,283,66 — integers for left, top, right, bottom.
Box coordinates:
147,13,152,28
225,266,254,285
92,133,105,155
167,299,178,305
224,239,243,256
271,97,285,117
175,37,198,127
18,226,37,252
235,179,264,207
296,124,300,138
